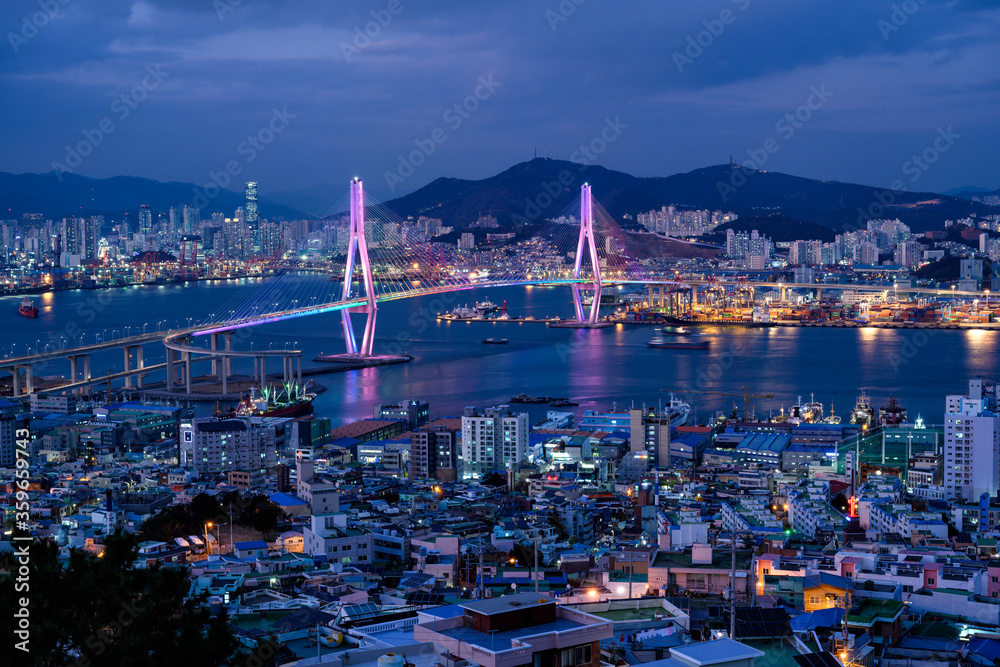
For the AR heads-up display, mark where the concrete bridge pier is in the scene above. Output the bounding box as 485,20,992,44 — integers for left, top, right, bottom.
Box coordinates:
166,348,176,391
11,365,33,396
122,346,145,389
183,351,192,394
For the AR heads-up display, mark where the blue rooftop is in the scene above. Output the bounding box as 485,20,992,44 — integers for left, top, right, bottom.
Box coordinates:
736,432,791,453
269,492,307,506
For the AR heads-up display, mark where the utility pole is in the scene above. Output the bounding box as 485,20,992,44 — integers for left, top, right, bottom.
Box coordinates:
478,524,484,600
534,537,539,594
628,549,633,601
730,524,737,639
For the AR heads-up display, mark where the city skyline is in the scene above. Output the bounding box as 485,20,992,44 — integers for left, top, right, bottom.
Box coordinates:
0,1,997,197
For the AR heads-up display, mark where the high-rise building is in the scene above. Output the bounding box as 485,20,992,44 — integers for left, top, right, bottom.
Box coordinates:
461,406,528,480
245,181,258,242
81,217,100,260
179,417,279,477
138,205,152,234
168,207,181,233
944,379,1000,501
894,241,923,268
374,400,429,430
458,232,475,251
630,407,671,469
182,205,200,233
410,424,460,481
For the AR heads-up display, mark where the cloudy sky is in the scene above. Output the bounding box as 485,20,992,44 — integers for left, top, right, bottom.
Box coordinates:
2,0,999,199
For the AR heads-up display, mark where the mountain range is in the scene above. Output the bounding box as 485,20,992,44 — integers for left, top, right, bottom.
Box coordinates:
380,159,996,234
1,160,995,235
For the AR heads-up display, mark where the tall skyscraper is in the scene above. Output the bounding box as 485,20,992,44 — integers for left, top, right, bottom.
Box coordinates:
182,205,200,233
245,181,258,244
944,379,1000,501
138,205,152,234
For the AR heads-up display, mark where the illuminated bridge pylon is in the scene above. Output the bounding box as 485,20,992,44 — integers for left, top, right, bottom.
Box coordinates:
572,183,603,324
341,178,378,356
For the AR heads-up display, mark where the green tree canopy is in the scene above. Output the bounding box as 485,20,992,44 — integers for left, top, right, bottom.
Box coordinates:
0,530,240,666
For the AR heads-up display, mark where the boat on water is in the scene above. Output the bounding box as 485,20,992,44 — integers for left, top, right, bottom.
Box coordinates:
790,393,824,423
18,297,39,318
483,338,508,345
661,326,702,336
236,384,315,418
667,393,691,427
850,390,876,428
448,304,485,319
475,299,500,313
648,335,709,350
879,395,907,426
822,403,842,424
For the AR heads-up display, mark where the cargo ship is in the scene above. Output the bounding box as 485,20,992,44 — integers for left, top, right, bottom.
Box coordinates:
879,396,907,426
18,297,39,318
236,384,314,418
648,335,710,350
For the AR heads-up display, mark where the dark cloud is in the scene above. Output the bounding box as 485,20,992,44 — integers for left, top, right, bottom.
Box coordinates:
1,0,998,202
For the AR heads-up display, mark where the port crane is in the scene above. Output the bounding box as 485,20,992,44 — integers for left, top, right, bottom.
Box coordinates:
669,387,775,422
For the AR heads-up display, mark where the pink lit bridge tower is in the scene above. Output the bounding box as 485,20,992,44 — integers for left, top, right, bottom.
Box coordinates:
572,183,603,325
340,178,378,356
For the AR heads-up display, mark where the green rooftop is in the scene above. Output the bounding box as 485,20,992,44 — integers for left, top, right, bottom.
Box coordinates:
846,599,904,626
652,549,753,570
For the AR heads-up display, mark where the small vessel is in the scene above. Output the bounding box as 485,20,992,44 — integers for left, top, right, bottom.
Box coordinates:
661,326,699,336
448,304,484,319
850,390,876,428
790,393,824,423
822,403,842,424
879,395,907,426
550,399,579,408
667,393,691,427
648,336,709,350
482,338,508,345
18,297,39,318
475,299,500,313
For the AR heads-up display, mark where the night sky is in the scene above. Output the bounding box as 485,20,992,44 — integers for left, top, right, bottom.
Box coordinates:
2,0,999,198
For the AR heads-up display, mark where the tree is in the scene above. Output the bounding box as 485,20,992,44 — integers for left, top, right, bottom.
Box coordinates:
0,530,241,666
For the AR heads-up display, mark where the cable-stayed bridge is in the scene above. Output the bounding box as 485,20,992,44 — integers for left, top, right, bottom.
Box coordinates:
0,181,683,395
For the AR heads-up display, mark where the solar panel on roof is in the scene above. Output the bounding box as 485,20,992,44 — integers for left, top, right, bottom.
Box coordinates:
343,603,379,618
734,606,791,639
793,652,842,667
